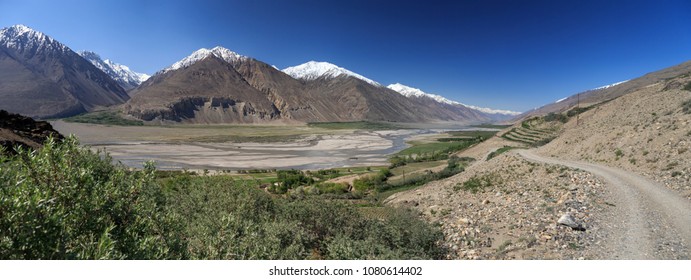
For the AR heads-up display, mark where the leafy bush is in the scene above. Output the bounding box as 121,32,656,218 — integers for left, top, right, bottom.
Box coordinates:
566,106,592,117
683,81,691,91
0,137,445,260
544,112,569,123
352,168,392,193
0,137,186,259
162,175,444,259
64,111,143,126
487,146,516,160
682,99,691,114
314,182,350,194
270,170,314,193
454,174,496,193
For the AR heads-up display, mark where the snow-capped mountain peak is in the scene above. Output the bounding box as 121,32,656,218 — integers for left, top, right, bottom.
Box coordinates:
387,83,522,116
282,61,381,86
593,80,629,91
387,83,459,105
0,24,69,54
79,50,150,90
162,46,247,74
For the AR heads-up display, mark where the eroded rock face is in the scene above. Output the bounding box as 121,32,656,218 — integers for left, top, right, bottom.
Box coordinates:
0,110,63,155
126,96,281,123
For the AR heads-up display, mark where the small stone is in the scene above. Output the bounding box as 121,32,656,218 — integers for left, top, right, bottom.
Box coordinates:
557,213,585,231
482,199,490,205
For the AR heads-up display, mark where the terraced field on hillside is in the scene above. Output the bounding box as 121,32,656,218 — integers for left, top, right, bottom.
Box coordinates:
501,119,560,147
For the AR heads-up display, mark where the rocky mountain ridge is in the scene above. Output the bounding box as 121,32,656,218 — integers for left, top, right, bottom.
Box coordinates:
125,47,500,124
78,50,149,90
0,25,129,119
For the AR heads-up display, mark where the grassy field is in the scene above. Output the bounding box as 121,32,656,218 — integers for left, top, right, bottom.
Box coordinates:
396,140,474,156
389,160,446,176
447,130,498,139
471,124,512,129
307,121,402,130
53,120,339,143
64,111,144,126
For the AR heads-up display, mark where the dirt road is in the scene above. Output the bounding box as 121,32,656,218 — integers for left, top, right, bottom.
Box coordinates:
518,149,690,259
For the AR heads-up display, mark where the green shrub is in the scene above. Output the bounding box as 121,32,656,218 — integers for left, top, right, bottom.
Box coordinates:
455,174,496,193
270,170,314,193
0,137,186,259
0,137,445,260
615,149,624,158
544,112,568,123
162,174,444,260
682,99,691,114
683,81,691,91
64,111,143,126
487,146,516,160
314,182,350,194
352,168,391,193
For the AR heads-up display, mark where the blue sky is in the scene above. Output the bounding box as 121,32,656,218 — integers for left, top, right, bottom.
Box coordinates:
2,0,691,112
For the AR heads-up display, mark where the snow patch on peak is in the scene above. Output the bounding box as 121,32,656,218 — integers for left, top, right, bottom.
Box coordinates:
554,96,568,103
0,24,68,54
387,83,459,105
387,83,522,116
162,46,247,74
282,61,381,86
8,24,33,35
461,104,522,116
593,80,629,91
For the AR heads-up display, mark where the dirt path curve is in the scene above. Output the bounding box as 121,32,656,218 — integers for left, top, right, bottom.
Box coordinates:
518,149,690,259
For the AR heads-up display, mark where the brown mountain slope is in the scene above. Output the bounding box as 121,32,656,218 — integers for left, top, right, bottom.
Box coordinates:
538,73,691,198
126,51,492,124
0,25,129,119
125,56,280,123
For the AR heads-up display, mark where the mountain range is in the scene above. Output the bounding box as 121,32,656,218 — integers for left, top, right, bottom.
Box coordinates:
0,24,605,124
124,46,518,124
78,51,149,90
0,25,129,119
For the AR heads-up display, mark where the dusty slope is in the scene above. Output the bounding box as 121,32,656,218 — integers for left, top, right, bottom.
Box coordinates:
387,150,607,260
539,77,691,199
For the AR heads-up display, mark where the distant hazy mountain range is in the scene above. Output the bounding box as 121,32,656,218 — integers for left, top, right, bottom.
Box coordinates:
0,24,524,123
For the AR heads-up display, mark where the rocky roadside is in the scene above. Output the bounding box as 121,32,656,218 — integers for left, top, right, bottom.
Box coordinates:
387,152,610,259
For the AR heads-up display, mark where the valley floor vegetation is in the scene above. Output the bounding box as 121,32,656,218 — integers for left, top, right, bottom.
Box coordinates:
227,130,493,203
0,137,445,259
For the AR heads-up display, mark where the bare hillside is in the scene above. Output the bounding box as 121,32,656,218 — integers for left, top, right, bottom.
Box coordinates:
387,65,691,260
539,76,691,199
